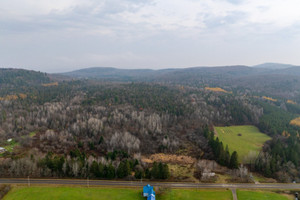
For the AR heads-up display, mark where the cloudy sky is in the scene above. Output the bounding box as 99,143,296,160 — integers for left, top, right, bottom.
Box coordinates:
1,0,300,72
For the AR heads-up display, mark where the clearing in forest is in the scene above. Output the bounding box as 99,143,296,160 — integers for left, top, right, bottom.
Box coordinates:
290,117,300,127
205,87,231,94
214,125,271,163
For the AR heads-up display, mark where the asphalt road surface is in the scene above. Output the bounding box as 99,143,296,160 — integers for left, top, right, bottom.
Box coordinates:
1,178,300,190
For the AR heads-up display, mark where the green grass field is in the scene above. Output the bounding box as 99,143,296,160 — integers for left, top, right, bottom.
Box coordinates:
1,132,36,156
3,186,232,200
160,189,232,200
2,140,19,153
3,187,144,200
237,190,293,200
215,125,271,163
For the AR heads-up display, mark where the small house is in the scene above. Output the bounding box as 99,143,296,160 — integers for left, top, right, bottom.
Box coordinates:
143,184,156,200
0,147,6,153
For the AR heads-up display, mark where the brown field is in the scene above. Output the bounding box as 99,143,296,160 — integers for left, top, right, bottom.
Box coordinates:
42,82,59,87
142,153,196,165
205,87,231,94
262,96,277,102
0,93,29,101
287,100,297,104
0,95,18,101
290,117,300,127
18,93,27,99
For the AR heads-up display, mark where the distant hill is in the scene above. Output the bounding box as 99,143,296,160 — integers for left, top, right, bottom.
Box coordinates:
2,64,300,101
0,68,50,85
61,65,268,82
275,66,300,76
0,68,51,94
59,65,300,101
61,67,171,81
253,63,299,70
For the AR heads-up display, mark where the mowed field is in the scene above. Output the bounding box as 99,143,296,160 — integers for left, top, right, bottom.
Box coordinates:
3,186,232,200
160,189,232,200
237,190,293,200
215,125,271,163
3,187,144,200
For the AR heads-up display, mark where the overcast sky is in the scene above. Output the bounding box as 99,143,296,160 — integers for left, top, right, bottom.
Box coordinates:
1,0,300,73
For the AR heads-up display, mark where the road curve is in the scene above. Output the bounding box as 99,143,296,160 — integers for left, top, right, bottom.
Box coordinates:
1,178,300,190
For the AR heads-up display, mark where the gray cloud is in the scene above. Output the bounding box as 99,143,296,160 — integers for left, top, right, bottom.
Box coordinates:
1,0,300,72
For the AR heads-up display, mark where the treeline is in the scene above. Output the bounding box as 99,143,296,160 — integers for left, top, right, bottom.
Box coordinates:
257,101,297,136
37,150,170,180
254,101,300,182
203,126,238,169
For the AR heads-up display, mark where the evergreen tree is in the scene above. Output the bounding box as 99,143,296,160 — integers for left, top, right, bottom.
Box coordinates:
105,164,115,179
151,162,159,179
161,163,170,179
229,151,239,169
225,145,231,167
145,168,151,179
134,168,143,179
117,160,131,178
90,161,99,178
98,163,104,178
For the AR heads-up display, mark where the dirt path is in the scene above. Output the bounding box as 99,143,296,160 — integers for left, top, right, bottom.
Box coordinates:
231,188,238,200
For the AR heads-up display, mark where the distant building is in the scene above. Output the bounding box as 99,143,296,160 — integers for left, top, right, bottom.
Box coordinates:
0,147,6,153
143,184,156,200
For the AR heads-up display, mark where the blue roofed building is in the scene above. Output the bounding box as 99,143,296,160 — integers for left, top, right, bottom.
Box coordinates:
143,184,155,200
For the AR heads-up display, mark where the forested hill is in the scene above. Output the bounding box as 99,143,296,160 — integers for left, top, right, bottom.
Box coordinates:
0,66,300,182
0,68,51,95
0,68,49,85
61,64,300,102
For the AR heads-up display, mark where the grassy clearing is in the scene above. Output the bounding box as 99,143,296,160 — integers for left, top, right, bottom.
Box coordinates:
290,117,300,127
1,132,36,156
215,125,271,163
3,186,144,200
2,140,19,153
29,132,36,137
237,190,293,200
160,189,232,200
205,87,231,94
262,96,277,102
168,164,196,182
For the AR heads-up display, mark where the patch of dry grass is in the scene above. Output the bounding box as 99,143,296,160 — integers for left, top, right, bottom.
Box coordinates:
205,87,231,94
42,82,59,87
290,117,300,127
262,96,277,102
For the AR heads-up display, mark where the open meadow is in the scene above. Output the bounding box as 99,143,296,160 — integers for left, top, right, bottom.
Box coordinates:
3,186,232,200
237,190,293,200
159,189,232,200
214,125,271,163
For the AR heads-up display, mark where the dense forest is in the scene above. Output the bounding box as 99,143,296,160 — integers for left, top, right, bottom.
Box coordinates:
0,67,299,182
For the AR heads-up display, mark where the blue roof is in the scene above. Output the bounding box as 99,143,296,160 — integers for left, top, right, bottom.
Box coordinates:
143,184,153,193
143,184,155,198
147,193,155,200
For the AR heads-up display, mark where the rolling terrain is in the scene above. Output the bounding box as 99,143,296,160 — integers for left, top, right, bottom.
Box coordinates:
0,63,300,185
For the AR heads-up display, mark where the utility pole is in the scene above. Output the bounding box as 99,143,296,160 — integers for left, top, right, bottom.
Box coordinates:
27,176,30,187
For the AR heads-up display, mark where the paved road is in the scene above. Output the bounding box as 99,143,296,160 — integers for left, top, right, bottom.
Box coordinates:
1,178,300,190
